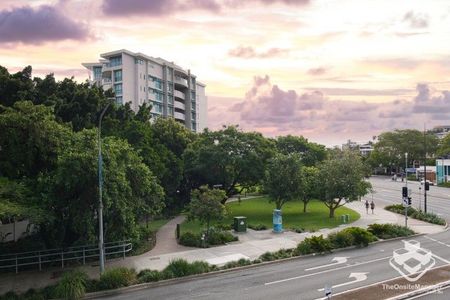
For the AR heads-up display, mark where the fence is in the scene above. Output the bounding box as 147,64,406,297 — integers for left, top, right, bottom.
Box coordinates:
0,241,132,273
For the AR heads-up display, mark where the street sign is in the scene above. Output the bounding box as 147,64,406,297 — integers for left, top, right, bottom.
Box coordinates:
402,197,409,207
324,286,332,298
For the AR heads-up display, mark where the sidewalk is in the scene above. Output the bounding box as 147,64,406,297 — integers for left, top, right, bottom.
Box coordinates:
0,198,445,294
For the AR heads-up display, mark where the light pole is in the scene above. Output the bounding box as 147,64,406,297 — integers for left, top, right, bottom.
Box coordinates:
98,102,111,274
404,152,408,227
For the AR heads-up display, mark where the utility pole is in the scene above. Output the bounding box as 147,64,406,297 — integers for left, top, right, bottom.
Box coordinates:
424,125,427,213
405,153,408,227
98,103,111,274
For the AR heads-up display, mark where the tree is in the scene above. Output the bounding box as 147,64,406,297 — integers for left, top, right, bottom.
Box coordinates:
188,186,226,239
368,129,439,173
318,151,371,218
0,101,71,179
276,135,327,166
263,153,303,210
184,126,275,203
437,133,450,157
40,129,165,247
298,166,320,213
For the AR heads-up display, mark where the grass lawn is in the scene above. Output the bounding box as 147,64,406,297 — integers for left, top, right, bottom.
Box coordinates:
146,218,171,232
180,197,360,234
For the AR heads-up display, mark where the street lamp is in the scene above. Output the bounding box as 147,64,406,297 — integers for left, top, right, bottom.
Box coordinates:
98,102,111,274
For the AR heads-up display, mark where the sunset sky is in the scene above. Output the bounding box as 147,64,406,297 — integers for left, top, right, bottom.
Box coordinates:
1,0,450,146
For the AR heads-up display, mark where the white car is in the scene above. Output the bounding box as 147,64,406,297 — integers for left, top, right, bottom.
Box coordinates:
420,180,434,186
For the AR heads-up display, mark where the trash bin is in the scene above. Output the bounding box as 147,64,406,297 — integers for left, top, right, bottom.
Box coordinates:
234,216,247,232
345,214,350,223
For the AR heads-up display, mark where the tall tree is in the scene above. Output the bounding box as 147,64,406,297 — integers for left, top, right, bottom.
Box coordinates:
276,135,327,166
263,153,303,210
368,129,439,172
298,166,320,213
184,126,275,203
318,150,371,218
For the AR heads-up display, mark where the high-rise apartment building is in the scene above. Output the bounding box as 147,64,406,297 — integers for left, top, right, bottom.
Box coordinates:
82,49,207,132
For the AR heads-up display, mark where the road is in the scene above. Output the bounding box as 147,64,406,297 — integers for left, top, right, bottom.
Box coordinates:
99,177,450,300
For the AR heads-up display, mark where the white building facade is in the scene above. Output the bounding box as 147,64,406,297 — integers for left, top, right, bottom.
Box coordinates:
82,49,207,132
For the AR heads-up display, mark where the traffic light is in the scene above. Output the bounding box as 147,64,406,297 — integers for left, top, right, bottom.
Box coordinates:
402,186,408,197
425,182,430,191
408,197,412,206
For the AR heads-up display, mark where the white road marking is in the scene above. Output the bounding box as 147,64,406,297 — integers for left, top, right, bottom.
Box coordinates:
264,256,390,286
305,257,349,271
317,272,368,291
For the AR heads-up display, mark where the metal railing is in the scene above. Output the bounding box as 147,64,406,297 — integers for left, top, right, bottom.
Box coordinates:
0,241,132,273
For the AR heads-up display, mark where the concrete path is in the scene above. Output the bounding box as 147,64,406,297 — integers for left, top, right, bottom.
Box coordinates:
146,215,193,256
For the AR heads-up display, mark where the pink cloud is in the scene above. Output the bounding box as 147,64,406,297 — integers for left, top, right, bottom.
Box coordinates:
208,76,450,145
0,5,91,44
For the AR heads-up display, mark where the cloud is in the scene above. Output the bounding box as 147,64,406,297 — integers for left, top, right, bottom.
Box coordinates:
0,5,91,44
403,11,429,29
102,0,310,16
307,67,327,76
228,46,289,59
208,76,450,146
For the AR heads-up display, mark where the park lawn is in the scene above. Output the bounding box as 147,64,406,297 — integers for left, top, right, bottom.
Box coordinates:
180,197,360,234
146,218,171,232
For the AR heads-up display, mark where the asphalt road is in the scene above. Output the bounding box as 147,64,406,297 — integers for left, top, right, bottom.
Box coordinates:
100,177,450,300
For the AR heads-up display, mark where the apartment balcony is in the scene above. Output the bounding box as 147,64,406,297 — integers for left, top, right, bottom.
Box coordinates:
174,90,185,100
174,77,188,88
174,111,185,121
174,100,185,111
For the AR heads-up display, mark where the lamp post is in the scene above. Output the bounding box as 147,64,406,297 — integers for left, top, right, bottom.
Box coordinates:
98,103,111,274
405,152,408,227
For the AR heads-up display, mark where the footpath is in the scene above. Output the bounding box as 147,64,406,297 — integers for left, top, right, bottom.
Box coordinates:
0,196,445,294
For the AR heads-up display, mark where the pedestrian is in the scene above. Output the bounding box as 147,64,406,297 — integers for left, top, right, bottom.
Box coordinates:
365,200,369,214
370,200,375,214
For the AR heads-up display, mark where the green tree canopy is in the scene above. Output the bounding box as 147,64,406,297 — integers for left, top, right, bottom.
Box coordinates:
184,126,275,203
298,166,320,213
318,150,371,218
188,185,226,237
263,153,303,210
368,129,439,172
276,135,327,166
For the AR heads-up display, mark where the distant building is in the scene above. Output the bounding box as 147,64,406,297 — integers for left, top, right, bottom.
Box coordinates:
342,139,374,156
431,125,450,139
82,49,207,132
436,157,450,184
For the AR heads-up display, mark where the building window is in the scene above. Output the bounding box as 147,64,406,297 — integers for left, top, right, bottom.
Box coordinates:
152,102,163,113
153,90,163,102
168,84,173,93
191,78,196,85
143,87,146,92
192,122,197,131
191,112,196,120
168,96,173,104
152,77,163,90
143,75,146,80
135,59,143,64
93,66,102,80
168,106,174,115
114,69,122,82
191,91,195,100
114,83,122,95
116,96,122,105
109,56,122,67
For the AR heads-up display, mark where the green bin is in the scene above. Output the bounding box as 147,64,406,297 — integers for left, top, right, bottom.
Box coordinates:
234,216,247,232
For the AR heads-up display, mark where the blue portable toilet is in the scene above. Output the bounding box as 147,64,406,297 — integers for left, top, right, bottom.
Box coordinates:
273,209,283,233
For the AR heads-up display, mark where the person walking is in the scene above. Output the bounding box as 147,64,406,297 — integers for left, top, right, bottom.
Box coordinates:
365,200,369,214
370,200,375,214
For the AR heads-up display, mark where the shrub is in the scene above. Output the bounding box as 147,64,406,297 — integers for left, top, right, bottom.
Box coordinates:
290,227,305,233
190,261,213,274
274,248,293,259
164,259,193,278
248,224,268,231
328,231,354,248
98,267,137,290
367,223,415,239
385,205,446,225
55,270,88,300
223,258,251,269
137,269,163,283
259,251,277,261
294,235,332,255
179,232,201,247
207,229,238,245
214,223,232,231
23,289,46,300
341,227,376,247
